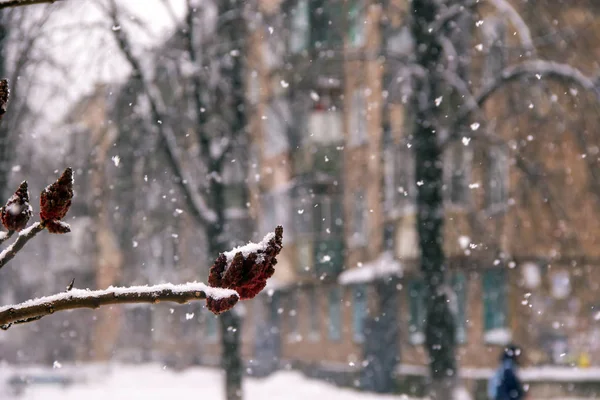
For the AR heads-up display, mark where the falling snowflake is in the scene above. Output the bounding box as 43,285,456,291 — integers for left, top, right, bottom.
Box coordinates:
112,156,120,167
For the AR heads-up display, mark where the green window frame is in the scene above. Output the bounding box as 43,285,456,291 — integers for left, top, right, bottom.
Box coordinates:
352,284,368,342
452,272,468,343
482,268,508,331
328,286,342,341
408,279,425,344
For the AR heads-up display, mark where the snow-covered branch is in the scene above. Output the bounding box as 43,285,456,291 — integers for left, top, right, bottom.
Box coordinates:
0,222,44,270
0,282,239,329
455,59,600,127
108,0,217,226
0,169,73,270
0,225,284,328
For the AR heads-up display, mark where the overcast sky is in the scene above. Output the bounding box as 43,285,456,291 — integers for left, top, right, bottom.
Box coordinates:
31,0,188,130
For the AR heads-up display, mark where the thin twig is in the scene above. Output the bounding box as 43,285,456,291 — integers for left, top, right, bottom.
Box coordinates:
0,282,239,328
0,0,64,9
0,230,14,245
454,59,600,127
0,222,45,270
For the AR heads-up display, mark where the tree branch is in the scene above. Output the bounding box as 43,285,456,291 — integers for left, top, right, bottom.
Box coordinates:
108,0,217,226
0,222,44,270
455,60,600,127
0,282,239,329
486,0,535,53
0,0,63,9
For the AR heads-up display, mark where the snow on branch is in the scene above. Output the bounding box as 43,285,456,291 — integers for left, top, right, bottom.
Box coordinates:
0,226,284,328
455,60,600,127
0,222,45,270
0,168,73,270
0,282,239,329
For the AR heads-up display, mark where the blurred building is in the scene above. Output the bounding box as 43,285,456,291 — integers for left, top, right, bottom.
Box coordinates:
20,0,600,398
241,0,600,394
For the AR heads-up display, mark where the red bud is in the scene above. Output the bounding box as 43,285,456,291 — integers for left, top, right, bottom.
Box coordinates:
1,181,32,232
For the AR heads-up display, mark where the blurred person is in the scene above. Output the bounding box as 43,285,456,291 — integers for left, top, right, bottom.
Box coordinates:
487,344,526,400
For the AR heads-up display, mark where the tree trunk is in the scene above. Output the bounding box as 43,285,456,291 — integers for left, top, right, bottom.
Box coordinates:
220,310,243,400
411,0,457,398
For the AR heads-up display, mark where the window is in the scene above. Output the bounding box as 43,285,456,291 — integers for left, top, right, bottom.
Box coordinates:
383,222,395,252
328,286,342,341
352,285,368,342
486,146,508,209
308,109,343,144
287,291,299,336
383,142,415,213
205,308,218,342
408,279,425,345
307,286,320,338
348,0,365,47
294,194,343,238
260,193,276,235
452,272,468,344
351,191,367,246
297,241,313,274
264,97,291,157
261,190,291,241
445,143,472,206
349,88,368,146
289,0,309,53
310,0,343,50
482,269,508,341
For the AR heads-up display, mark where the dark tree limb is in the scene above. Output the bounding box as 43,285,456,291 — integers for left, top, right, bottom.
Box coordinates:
455,60,600,127
0,282,239,329
0,0,63,9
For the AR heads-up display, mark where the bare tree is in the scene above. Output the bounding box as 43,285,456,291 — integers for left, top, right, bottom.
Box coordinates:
406,1,599,398
106,0,252,398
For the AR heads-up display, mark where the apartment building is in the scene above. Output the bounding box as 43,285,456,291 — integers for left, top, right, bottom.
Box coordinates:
56,0,600,397
243,0,600,391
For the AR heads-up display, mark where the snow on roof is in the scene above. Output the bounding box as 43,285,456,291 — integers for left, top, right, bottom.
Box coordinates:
338,252,402,285
483,328,512,346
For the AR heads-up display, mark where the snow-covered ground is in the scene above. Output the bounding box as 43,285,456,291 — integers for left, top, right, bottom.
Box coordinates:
1,363,416,400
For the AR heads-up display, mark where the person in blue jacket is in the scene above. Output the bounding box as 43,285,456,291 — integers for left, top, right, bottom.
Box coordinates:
488,344,526,400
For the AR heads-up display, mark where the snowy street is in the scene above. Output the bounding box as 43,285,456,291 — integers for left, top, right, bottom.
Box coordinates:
3,364,410,400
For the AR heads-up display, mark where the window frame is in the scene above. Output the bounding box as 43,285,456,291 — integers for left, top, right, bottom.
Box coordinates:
328,286,342,341
352,284,368,342
482,268,509,336
408,278,426,345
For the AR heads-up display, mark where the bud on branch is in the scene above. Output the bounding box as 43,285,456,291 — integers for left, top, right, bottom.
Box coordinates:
40,167,73,233
207,226,283,313
1,181,32,232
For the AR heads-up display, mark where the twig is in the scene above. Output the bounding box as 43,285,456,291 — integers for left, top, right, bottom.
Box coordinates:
487,0,535,54
0,0,64,9
0,222,45,270
0,282,239,328
455,59,600,127
0,230,14,245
